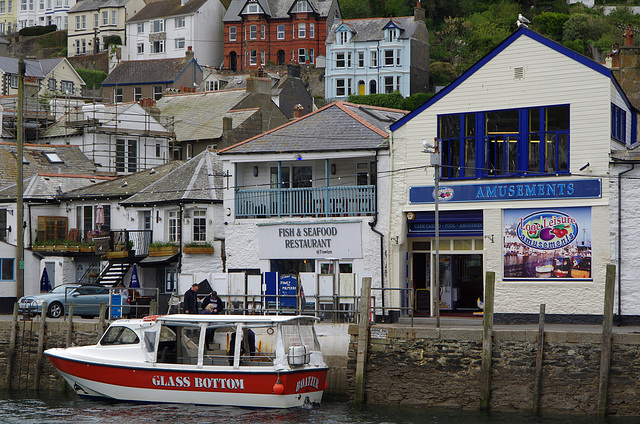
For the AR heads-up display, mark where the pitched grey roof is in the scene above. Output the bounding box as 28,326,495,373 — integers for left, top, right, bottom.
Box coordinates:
38,58,65,75
0,143,97,188
70,0,131,13
0,174,114,200
121,149,224,205
101,58,192,86
155,90,257,142
218,101,407,154
327,16,420,43
0,56,46,78
224,0,334,22
63,160,184,200
128,0,209,21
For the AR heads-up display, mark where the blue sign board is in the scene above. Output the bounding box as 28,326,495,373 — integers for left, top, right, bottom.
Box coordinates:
279,274,298,308
410,179,601,204
110,294,122,319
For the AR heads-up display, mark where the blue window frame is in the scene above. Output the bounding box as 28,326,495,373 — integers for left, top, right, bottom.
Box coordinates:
0,258,14,280
612,103,626,143
439,105,569,179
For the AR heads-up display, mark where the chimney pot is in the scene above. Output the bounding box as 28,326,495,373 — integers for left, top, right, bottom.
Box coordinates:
293,104,304,119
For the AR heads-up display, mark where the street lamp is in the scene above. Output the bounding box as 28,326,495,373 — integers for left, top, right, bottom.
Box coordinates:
423,137,440,328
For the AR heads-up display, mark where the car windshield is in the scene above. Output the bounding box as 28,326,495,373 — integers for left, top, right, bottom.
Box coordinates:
49,285,77,294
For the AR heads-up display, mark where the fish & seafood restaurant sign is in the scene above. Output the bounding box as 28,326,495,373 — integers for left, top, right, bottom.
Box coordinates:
258,222,362,259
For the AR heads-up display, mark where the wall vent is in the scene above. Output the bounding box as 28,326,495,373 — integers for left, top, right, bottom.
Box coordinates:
514,66,525,80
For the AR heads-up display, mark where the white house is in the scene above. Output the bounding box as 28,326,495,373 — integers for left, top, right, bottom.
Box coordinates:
17,0,73,30
388,27,639,323
324,5,428,100
123,0,227,67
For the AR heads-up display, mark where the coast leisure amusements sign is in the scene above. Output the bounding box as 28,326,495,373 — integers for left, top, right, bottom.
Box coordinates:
257,222,362,260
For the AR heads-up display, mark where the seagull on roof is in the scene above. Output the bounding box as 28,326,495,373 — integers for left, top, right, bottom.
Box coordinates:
518,13,530,24
517,20,528,28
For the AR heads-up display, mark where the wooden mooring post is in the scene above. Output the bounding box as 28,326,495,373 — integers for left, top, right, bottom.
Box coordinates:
354,277,372,404
532,303,546,414
33,302,48,390
597,264,616,417
480,271,495,411
66,303,74,347
5,303,19,390
98,302,107,341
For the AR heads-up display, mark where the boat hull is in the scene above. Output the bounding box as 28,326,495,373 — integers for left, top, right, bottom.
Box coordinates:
46,352,327,408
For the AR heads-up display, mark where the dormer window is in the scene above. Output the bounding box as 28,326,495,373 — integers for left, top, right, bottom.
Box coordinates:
338,30,349,45
387,28,398,42
243,1,261,14
291,0,311,13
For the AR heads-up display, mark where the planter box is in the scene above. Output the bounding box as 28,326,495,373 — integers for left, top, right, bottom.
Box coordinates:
148,246,179,256
79,246,94,253
107,251,131,258
183,246,214,254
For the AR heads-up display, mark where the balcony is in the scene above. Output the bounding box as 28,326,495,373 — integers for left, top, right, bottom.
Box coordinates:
235,185,376,218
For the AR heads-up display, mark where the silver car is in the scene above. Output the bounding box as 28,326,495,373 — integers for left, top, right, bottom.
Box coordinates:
18,284,130,318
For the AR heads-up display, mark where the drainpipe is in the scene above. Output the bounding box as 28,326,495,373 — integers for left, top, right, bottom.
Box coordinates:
178,204,184,274
617,163,634,326
368,150,385,314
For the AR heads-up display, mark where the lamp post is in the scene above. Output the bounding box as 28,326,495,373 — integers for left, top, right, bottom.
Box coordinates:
423,137,440,328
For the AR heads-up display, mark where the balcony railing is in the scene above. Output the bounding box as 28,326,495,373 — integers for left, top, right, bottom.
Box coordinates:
235,185,376,218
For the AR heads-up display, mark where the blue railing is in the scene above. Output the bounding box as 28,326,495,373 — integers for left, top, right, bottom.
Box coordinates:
235,186,376,218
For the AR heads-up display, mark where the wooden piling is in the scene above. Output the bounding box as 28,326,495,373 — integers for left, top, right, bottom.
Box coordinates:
533,303,546,414
597,264,616,417
480,271,495,411
98,302,107,341
66,303,74,347
149,300,157,316
4,303,18,390
354,277,372,405
33,302,47,390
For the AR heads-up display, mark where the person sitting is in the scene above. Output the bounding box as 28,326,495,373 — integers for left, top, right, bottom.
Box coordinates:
201,303,215,314
201,291,224,314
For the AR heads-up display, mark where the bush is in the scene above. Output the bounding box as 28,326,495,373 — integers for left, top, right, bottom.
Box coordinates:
103,35,122,46
37,29,67,48
347,92,405,109
77,68,107,89
402,93,436,111
19,25,57,36
430,61,457,86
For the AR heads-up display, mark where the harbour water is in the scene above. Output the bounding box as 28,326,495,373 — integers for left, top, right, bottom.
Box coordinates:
0,391,638,424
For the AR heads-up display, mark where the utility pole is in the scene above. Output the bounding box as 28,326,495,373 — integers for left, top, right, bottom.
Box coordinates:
423,137,440,328
93,27,98,69
16,57,25,299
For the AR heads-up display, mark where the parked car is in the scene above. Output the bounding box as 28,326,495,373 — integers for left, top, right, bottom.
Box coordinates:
18,284,130,318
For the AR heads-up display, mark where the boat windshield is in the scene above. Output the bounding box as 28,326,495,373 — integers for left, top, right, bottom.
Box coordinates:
156,322,201,365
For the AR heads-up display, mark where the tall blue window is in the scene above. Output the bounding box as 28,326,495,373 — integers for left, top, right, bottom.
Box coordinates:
611,104,626,143
0,258,14,280
439,105,569,179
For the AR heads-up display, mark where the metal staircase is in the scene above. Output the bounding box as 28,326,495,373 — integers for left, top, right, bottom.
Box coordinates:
95,261,132,287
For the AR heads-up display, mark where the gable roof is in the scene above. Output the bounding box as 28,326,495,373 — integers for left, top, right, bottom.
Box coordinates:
218,101,407,155
38,58,86,85
155,90,257,142
390,27,631,132
327,16,420,44
224,0,333,22
101,58,200,86
128,0,209,22
69,0,131,13
121,149,224,206
0,143,97,188
63,160,184,200
0,173,115,201
0,56,46,78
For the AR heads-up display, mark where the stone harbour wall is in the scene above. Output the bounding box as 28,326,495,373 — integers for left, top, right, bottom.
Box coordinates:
347,326,640,416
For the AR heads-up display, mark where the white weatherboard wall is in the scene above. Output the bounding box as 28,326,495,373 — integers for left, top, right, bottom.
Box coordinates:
389,33,619,317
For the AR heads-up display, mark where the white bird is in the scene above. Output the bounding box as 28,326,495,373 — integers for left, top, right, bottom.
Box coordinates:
518,13,530,24
517,20,528,28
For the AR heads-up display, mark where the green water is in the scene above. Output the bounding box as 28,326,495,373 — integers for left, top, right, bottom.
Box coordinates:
0,391,637,424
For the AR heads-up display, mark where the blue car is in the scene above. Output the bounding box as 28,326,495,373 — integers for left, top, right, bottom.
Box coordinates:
18,284,130,318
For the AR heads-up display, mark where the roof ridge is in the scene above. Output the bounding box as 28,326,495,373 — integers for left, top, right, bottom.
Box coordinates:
38,173,115,180
335,101,391,138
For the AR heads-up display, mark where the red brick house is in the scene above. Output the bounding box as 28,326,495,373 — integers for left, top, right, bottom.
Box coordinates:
222,0,341,71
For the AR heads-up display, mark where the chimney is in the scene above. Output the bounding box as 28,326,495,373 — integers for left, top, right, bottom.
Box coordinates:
414,1,425,22
186,46,194,60
246,76,271,95
293,104,304,119
139,98,160,117
223,116,232,131
287,63,301,78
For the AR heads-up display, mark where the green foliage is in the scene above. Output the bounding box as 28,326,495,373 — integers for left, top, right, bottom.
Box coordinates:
76,68,107,89
532,12,569,40
103,35,122,46
37,29,67,48
430,61,456,86
348,92,405,109
562,38,585,54
402,92,436,111
371,0,412,18
150,241,178,248
19,25,57,36
339,0,372,19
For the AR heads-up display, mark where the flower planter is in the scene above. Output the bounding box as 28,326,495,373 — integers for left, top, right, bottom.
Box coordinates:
148,246,179,257
79,246,94,253
183,246,214,254
107,251,131,258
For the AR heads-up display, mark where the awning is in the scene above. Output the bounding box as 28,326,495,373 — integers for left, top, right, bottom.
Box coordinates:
138,253,179,265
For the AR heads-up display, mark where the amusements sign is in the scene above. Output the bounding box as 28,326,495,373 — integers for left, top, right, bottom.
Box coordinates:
258,222,362,259
503,207,592,280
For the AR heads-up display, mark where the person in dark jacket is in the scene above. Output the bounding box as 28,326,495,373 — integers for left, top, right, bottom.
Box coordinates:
201,291,225,314
183,283,200,314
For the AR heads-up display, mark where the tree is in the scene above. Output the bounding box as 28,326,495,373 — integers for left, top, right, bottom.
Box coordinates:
532,12,569,40
338,0,372,19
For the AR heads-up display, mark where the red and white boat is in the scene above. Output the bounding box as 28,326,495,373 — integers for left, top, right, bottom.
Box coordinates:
44,314,329,408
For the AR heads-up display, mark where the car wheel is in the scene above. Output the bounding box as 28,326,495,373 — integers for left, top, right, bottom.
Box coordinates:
47,302,64,318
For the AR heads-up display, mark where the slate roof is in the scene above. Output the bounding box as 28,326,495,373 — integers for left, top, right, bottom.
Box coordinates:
38,58,64,75
327,16,420,44
128,0,209,21
101,58,193,86
155,90,258,142
0,143,97,188
223,0,333,22
63,160,185,200
0,56,46,78
218,101,407,154
69,0,131,13
0,173,114,201
121,149,224,205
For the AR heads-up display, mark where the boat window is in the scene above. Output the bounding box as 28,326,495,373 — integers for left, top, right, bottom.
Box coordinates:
144,331,156,352
156,324,200,365
100,326,140,345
